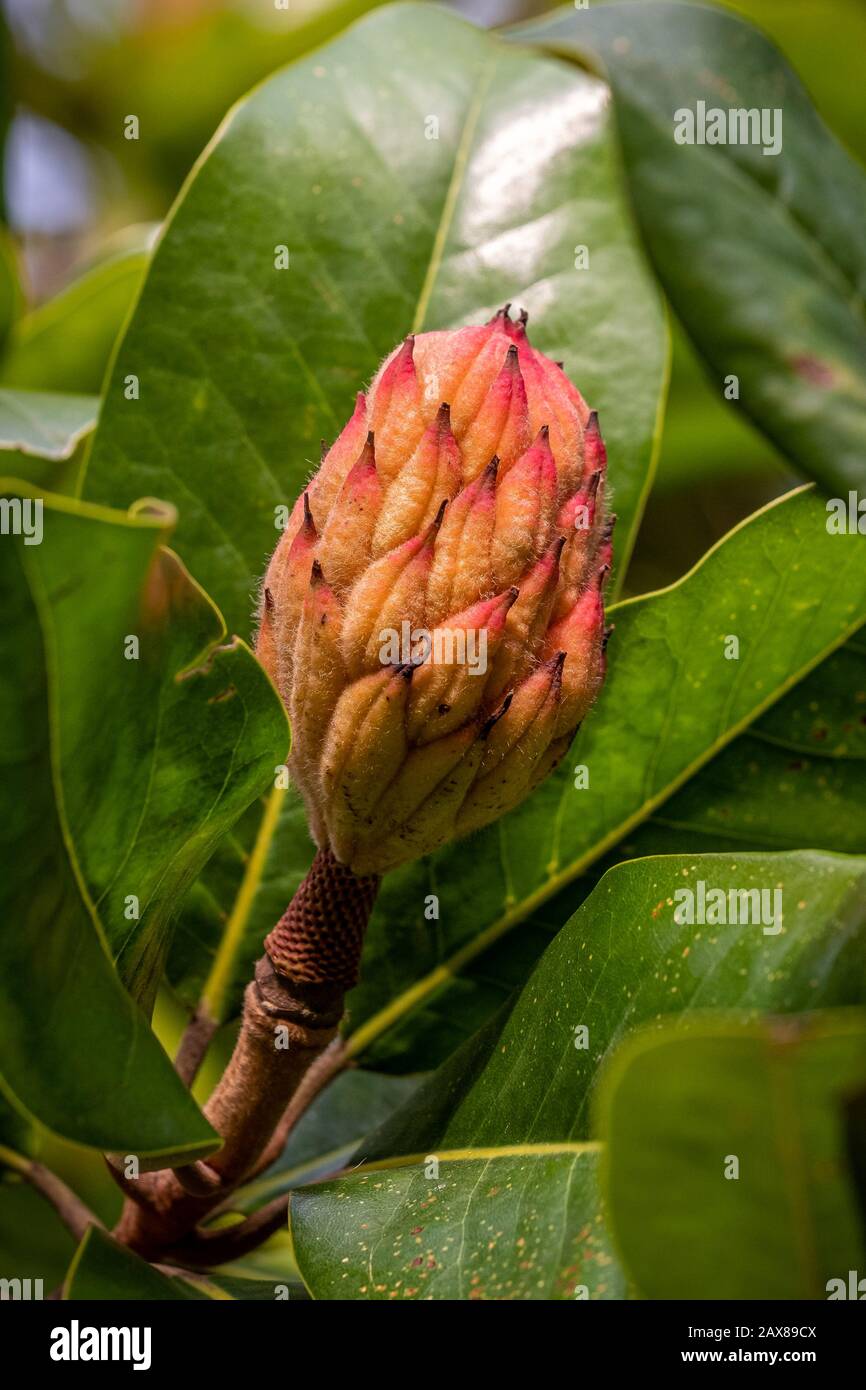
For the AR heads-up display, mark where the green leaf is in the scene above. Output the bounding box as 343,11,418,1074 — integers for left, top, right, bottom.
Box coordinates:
11,488,289,1014
358,851,866,1158
845,1080,866,1244
0,387,97,459
0,484,293,1156
599,1011,866,1299
63,1226,210,1300
290,1146,624,1301
346,487,866,1066
605,631,866,859
651,739,866,853
82,2,667,633
713,0,866,172
512,1,866,495
0,228,152,395
63,1224,299,1300
196,1270,307,1300
0,388,98,495
0,1181,75,1292
653,322,785,492
753,634,866,760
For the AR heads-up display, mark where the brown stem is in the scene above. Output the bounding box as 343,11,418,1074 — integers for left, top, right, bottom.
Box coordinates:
246,1035,349,1183
113,849,378,1261
167,1196,290,1268
174,1004,218,1087
265,848,379,986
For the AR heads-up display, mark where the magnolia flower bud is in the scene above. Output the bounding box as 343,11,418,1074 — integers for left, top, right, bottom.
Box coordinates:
257,307,611,875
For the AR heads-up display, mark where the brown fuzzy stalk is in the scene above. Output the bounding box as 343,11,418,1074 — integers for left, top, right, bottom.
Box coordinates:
113,849,378,1261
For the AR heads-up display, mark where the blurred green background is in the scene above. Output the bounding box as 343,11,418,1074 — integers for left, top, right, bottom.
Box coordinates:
1,0,863,1288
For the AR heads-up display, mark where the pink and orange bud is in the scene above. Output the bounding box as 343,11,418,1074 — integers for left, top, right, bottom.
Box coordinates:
257,307,611,875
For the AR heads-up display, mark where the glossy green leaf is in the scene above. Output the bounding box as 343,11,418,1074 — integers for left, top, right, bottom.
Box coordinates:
645,735,866,854
83,2,667,633
0,489,218,1157
513,1,866,494
654,321,785,493
753,634,866,759
0,388,97,459
358,851,866,1157
610,631,866,861
0,388,97,495
346,487,866,1067
63,1226,209,1301
599,1011,866,1299
12,488,289,1013
1,228,153,395
290,1146,624,1301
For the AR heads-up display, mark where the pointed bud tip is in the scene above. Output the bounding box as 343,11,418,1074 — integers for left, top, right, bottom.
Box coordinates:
482,691,513,738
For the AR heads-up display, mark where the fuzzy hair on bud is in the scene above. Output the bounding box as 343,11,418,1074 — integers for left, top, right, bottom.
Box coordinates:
257,307,611,874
